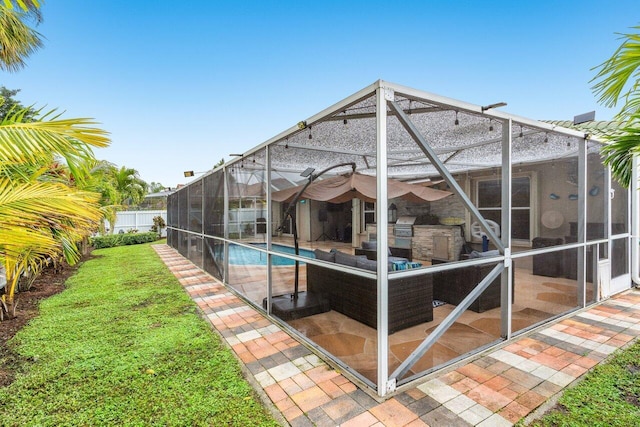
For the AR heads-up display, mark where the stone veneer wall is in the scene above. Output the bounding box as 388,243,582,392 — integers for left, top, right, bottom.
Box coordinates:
429,195,466,224
365,224,465,261
412,225,465,261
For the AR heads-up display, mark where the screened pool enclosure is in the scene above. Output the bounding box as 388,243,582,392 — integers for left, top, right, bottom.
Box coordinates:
167,80,636,397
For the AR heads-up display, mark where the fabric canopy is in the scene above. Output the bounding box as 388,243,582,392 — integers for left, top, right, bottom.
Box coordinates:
271,172,452,204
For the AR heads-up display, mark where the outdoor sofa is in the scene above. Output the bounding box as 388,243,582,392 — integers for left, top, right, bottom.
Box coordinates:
307,249,433,333
431,251,514,313
354,240,413,262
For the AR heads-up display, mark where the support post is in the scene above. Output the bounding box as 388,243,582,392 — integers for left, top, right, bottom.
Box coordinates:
632,155,640,286
578,138,587,307
223,165,230,285
376,85,392,396
500,119,513,339
266,148,273,314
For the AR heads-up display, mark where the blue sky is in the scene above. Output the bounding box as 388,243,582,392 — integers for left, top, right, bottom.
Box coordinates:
1,1,637,187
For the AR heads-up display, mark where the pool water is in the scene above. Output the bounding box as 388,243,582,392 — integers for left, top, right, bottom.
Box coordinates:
228,243,315,266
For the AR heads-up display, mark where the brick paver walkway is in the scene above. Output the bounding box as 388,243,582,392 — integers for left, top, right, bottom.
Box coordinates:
154,244,640,426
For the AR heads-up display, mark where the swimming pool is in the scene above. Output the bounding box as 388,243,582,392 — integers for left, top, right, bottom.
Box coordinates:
228,243,315,266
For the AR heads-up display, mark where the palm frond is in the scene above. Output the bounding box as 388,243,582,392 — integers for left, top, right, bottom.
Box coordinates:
3,0,41,16
0,223,57,251
0,5,42,72
601,122,640,188
0,108,110,167
591,27,640,122
0,179,102,230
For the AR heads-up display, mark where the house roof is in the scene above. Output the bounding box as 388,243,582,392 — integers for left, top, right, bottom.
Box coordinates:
543,120,627,139
144,189,176,198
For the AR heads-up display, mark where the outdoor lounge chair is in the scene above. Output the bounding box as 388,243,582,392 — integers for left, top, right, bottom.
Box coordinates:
354,240,413,262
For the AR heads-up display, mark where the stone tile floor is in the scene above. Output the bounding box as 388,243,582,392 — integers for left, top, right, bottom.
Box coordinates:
154,244,640,426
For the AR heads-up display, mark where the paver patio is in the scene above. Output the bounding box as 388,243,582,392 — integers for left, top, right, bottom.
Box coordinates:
154,244,640,426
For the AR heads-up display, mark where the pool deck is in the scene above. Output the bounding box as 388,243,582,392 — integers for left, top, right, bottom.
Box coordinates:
154,244,640,426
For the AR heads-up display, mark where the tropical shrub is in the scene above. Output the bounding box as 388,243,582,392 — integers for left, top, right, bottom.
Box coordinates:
0,2,114,320
150,215,166,237
91,232,158,249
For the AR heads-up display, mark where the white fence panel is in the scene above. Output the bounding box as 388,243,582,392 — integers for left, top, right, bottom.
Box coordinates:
105,210,167,236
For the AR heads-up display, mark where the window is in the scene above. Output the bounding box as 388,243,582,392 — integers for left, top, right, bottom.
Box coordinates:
476,176,532,241
363,201,376,229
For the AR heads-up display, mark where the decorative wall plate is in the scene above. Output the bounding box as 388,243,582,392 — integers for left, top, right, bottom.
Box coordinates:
541,210,564,229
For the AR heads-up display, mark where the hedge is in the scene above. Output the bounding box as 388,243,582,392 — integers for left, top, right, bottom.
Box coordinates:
91,232,158,249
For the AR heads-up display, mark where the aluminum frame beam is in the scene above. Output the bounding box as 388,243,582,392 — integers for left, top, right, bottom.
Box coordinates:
266,147,273,315
578,138,587,307
376,86,391,396
500,119,513,339
223,165,230,284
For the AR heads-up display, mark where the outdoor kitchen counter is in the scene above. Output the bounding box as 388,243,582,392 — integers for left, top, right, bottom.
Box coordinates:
365,224,465,261
412,225,465,261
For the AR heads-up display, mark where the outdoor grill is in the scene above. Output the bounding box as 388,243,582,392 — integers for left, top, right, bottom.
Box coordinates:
393,215,417,248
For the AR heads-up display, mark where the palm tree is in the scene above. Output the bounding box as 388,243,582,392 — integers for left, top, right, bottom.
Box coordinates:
84,162,148,233
0,107,110,318
112,165,148,207
0,0,112,319
148,181,166,193
0,2,42,72
591,25,640,188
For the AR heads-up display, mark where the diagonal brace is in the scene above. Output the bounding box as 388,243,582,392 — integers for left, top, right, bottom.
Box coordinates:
387,101,504,252
390,263,504,380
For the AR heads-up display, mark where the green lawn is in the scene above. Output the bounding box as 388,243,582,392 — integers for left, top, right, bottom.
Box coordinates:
527,339,640,427
0,242,279,426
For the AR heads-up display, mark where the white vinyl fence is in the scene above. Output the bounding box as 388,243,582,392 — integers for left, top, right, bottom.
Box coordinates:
105,210,167,236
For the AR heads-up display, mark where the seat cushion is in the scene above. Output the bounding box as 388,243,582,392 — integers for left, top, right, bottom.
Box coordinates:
469,250,500,258
356,257,377,271
361,241,392,255
362,240,377,250
314,249,335,262
335,251,362,267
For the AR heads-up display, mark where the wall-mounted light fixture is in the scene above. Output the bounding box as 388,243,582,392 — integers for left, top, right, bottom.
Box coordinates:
388,203,398,223
481,102,507,112
183,170,207,178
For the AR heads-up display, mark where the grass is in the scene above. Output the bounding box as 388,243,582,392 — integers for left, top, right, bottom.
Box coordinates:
528,339,640,427
0,242,279,426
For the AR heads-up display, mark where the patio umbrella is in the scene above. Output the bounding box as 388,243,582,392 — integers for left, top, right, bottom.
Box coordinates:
271,172,452,204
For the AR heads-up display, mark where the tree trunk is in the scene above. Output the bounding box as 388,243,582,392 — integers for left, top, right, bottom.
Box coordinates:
0,296,17,320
